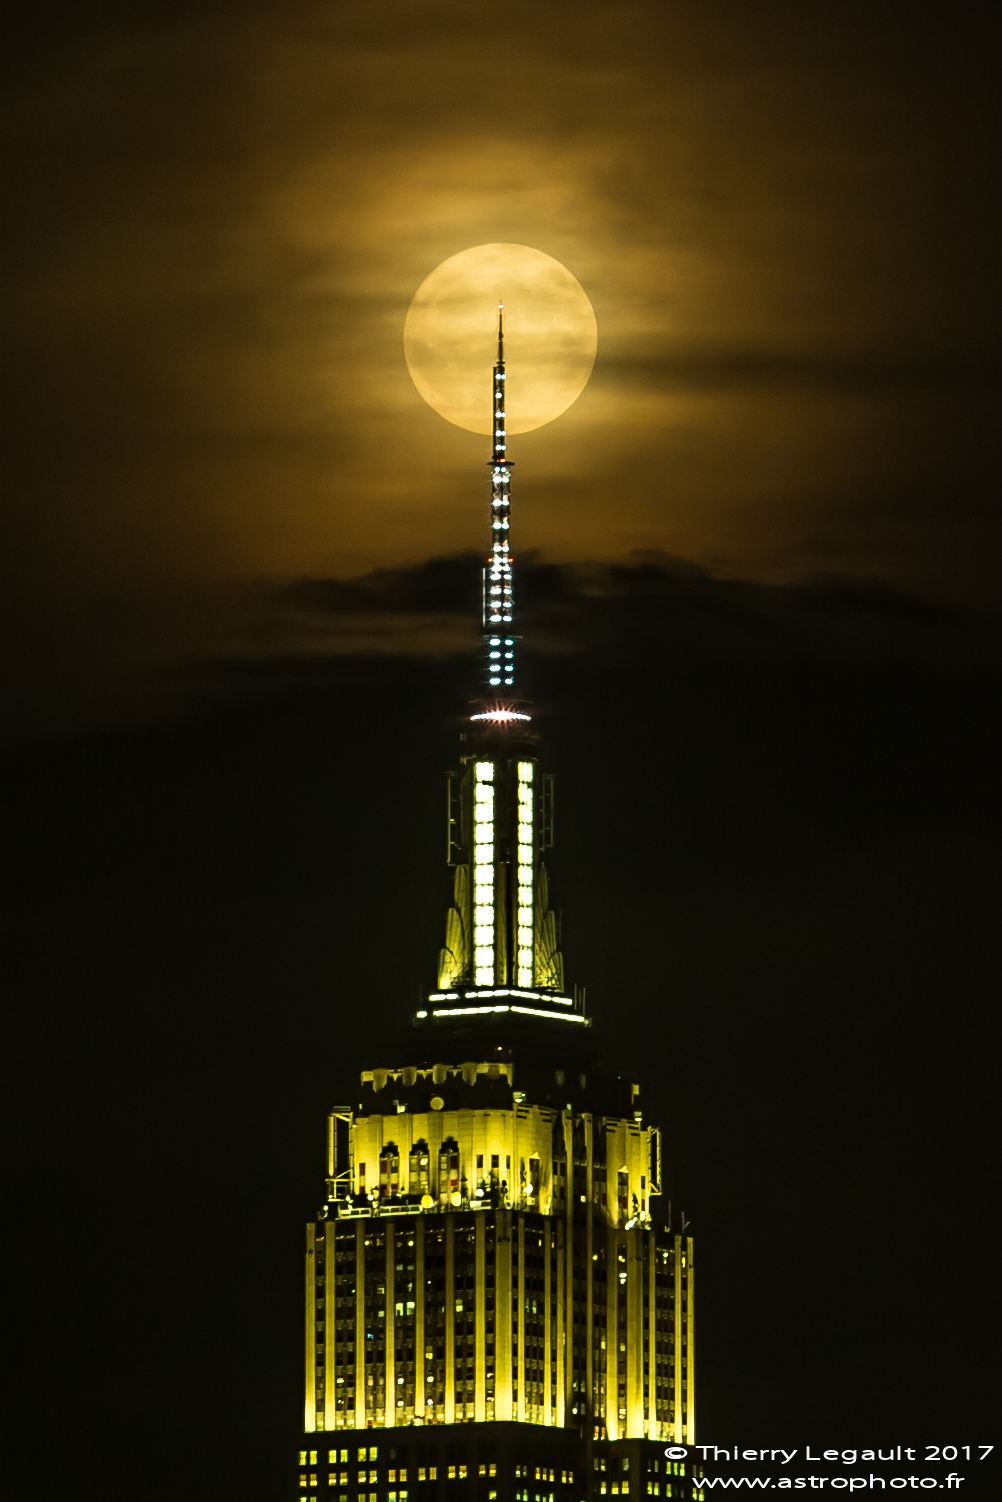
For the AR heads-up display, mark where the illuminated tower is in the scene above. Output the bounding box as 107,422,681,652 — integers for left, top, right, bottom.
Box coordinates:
297,310,701,1502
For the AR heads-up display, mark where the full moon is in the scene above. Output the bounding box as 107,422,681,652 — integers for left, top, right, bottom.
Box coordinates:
404,243,598,435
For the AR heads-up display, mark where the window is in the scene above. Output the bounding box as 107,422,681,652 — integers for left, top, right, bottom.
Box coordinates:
459,1467,467,1480
418,1470,426,1482
380,1146,400,1198
448,1468,456,1481
439,1141,461,1202
472,761,495,983
369,1450,379,1462
300,1452,309,1466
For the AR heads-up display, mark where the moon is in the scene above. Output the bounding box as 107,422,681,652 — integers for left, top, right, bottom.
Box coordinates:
404,243,598,436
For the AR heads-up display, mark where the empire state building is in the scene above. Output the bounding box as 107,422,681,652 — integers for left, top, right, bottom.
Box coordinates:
296,310,701,1502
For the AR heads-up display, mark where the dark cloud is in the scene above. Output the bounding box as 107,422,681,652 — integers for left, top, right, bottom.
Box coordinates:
604,351,1002,395
247,552,1002,678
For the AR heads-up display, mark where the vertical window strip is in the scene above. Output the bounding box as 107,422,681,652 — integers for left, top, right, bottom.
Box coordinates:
473,762,495,984
516,761,534,985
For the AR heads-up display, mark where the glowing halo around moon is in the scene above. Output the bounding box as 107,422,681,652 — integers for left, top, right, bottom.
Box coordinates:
404,243,598,435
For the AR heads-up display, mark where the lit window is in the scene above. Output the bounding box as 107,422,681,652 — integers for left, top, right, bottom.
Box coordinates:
448,1467,457,1480
472,763,495,983
515,762,535,983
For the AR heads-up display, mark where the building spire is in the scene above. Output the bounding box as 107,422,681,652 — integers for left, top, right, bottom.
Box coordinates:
432,304,569,1003
484,304,515,690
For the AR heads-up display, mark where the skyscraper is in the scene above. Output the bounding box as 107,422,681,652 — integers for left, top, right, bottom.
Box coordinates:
297,310,701,1502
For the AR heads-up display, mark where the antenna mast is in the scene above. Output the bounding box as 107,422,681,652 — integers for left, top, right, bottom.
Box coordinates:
483,304,515,690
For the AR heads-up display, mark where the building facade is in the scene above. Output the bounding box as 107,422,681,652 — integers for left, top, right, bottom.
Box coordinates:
298,310,701,1502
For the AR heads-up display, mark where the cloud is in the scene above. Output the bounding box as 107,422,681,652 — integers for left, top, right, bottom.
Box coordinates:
2,0,999,735
241,553,1002,680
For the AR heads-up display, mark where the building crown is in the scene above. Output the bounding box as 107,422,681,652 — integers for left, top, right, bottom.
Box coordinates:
424,311,581,1031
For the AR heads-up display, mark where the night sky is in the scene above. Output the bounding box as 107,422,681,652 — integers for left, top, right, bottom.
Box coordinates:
2,2,1000,1499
